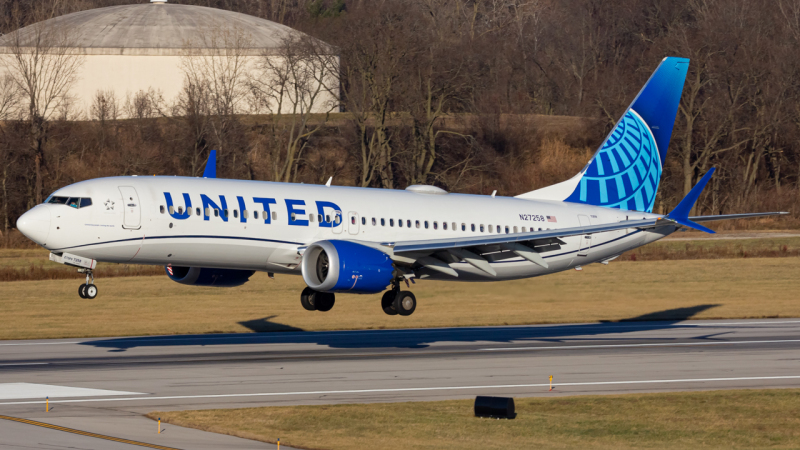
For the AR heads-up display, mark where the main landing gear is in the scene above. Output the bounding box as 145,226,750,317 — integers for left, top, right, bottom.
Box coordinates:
381,280,416,316
301,286,335,312
77,268,98,299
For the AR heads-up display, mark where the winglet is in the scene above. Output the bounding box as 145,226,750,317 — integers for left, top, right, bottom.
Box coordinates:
203,150,217,178
666,168,716,234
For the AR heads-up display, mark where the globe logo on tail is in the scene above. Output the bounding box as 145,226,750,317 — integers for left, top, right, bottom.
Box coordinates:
565,109,661,213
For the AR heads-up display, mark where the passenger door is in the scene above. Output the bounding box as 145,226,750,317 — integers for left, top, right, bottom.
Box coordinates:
119,186,141,229
348,211,360,235
577,214,592,256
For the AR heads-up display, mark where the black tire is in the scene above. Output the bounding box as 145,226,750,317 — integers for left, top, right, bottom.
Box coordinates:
78,284,87,299
315,292,335,312
85,284,98,299
394,291,416,316
381,291,398,315
301,287,317,311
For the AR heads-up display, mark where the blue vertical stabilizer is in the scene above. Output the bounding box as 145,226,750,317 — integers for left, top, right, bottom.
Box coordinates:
203,150,217,178
558,57,689,212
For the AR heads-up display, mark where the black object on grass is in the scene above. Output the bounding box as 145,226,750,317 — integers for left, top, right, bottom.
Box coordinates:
474,396,516,419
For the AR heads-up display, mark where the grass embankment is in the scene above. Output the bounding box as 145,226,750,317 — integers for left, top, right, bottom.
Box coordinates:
150,389,800,450
0,257,798,340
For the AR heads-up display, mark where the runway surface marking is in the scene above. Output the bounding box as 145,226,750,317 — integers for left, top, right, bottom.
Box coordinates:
0,383,144,400
0,363,48,366
0,415,180,449
0,375,798,406
480,339,800,351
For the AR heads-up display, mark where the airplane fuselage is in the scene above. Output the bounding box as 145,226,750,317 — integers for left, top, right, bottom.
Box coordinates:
25,176,675,282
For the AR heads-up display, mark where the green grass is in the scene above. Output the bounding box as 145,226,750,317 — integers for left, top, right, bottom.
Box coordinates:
0,258,798,340
150,389,800,449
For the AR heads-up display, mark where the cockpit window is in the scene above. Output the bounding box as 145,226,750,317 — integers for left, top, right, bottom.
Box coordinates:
47,196,69,205
48,196,92,209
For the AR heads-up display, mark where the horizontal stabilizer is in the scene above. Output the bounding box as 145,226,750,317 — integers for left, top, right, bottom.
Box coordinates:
690,212,789,222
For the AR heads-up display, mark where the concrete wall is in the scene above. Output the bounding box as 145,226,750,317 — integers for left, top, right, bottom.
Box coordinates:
0,52,339,119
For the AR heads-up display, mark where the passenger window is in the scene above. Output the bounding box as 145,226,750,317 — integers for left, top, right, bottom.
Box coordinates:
254,211,259,219
309,212,314,223
205,207,211,216
169,206,175,214
361,217,366,225
160,205,165,214
398,219,403,228
224,209,229,218
233,209,238,218
390,219,394,227
415,220,420,228
196,207,201,216
424,221,429,229
326,214,331,223
381,218,385,226
480,224,485,232
335,215,341,225
179,206,185,215
433,221,438,229
452,222,456,231
291,213,296,221
497,225,501,234
214,209,219,217
505,226,510,234
407,220,412,228
80,198,92,208
443,222,448,230
318,214,323,223
471,224,475,232
372,218,376,226
351,216,356,225
513,226,518,233
272,211,278,221
461,223,466,231
489,225,493,233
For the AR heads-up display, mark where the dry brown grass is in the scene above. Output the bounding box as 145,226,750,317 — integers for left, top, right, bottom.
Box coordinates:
150,389,800,450
0,258,798,340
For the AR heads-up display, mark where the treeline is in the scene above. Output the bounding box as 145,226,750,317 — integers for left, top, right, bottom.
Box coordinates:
1,0,798,235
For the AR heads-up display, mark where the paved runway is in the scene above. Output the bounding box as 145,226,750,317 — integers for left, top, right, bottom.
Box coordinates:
2,317,800,448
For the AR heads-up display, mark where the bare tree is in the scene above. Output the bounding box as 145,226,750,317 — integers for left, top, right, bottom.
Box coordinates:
181,24,253,173
0,73,20,234
249,34,339,183
0,11,83,205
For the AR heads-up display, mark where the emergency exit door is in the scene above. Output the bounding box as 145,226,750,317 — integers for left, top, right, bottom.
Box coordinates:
577,214,592,256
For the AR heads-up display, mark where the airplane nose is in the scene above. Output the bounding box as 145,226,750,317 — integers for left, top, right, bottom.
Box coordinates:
17,205,51,246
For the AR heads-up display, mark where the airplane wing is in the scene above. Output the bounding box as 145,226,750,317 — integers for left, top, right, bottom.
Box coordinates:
383,218,670,277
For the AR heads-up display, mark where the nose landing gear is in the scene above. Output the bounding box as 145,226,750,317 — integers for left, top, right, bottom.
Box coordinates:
78,269,98,299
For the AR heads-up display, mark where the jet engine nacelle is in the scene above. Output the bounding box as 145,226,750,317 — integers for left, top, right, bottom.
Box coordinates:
301,240,395,294
165,266,255,287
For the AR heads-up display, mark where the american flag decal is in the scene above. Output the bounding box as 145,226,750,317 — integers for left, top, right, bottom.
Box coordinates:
547,216,557,223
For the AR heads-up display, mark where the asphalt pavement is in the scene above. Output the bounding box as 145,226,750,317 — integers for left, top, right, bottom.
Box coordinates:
2,316,800,448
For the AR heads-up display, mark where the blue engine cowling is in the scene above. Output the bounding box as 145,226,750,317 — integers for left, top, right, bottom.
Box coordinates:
300,240,395,294
165,266,255,287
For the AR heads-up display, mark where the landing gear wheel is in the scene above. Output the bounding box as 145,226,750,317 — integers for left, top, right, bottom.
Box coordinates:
381,291,398,315
393,291,416,316
315,292,335,312
301,287,317,311
85,284,98,299
78,284,87,299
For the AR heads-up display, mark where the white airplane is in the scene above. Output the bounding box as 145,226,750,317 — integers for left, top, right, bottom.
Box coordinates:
16,57,787,316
